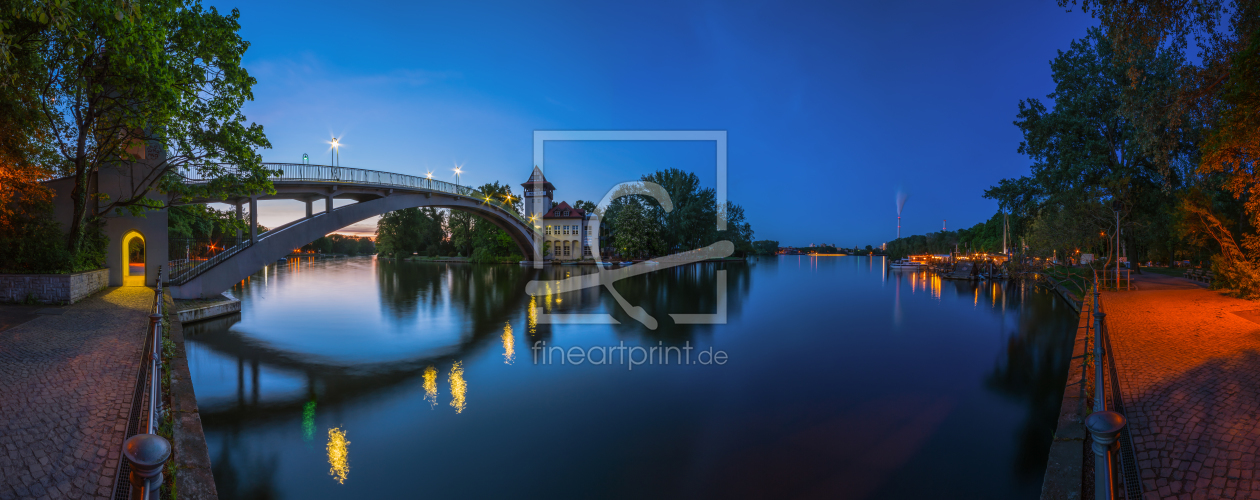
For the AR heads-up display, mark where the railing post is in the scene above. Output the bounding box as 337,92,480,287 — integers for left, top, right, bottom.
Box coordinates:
123,433,170,499
1086,410,1127,500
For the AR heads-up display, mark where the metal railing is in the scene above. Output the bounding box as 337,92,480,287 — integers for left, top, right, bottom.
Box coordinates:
168,236,253,285
180,163,537,233
1085,271,1141,500
147,271,164,435
117,268,171,500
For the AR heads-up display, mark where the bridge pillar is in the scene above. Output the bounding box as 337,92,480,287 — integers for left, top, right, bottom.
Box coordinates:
325,195,333,214
235,201,243,241
305,200,313,218
249,197,258,242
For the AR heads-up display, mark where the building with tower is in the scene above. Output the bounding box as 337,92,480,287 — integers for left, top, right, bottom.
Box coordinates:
521,166,601,260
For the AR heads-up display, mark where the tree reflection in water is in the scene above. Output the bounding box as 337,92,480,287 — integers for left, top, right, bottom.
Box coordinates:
184,256,1075,499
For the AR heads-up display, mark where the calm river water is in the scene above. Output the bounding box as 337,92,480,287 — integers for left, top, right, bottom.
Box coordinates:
184,255,1077,499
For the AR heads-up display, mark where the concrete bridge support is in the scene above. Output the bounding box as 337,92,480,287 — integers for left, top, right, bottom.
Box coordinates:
249,197,258,241
235,202,243,241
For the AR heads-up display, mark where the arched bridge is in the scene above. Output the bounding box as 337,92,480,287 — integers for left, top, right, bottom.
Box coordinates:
169,163,539,299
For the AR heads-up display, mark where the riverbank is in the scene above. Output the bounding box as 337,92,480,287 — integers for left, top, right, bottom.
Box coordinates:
1040,289,1092,499
167,296,219,499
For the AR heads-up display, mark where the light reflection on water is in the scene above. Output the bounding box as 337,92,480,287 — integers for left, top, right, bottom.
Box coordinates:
184,255,1077,499
448,361,467,414
501,323,515,365
326,427,349,484
422,366,438,408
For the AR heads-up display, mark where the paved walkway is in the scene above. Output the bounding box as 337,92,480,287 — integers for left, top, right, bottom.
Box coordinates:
0,287,154,500
1104,273,1260,500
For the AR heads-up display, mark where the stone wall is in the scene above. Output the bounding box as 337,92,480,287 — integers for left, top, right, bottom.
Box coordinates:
0,269,110,304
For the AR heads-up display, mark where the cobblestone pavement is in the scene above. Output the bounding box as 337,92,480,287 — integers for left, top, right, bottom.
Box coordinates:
0,287,154,500
1103,276,1260,500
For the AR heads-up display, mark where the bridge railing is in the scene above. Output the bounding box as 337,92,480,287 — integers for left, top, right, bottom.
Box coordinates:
168,236,253,285
181,163,539,235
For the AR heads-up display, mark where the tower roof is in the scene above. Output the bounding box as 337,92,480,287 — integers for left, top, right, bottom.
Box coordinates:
542,201,584,219
521,166,555,190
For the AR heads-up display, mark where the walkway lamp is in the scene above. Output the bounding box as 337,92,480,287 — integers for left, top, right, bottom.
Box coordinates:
302,153,309,165
1112,200,1121,290
330,138,341,166
453,165,463,191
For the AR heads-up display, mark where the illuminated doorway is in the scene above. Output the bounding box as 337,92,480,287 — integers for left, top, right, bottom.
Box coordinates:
123,231,146,286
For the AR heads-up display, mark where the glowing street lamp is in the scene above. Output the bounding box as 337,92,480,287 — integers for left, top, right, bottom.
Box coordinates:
453,165,463,188
329,137,341,166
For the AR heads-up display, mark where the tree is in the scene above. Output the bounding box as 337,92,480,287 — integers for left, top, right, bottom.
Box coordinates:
1,0,274,261
985,28,1189,264
640,168,716,253
752,240,779,255
717,202,754,255
447,209,475,256
612,197,662,258
168,204,238,239
375,207,445,257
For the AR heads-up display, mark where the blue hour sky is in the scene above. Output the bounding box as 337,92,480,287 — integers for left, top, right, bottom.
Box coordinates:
218,0,1096,244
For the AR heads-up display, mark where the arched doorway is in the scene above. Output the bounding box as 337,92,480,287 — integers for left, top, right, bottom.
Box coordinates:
122,231,146,286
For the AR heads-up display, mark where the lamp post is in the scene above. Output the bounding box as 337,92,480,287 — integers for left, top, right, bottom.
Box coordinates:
453,166,463,193
330,138,340,166
1113,200,1121,290
302,153,309,165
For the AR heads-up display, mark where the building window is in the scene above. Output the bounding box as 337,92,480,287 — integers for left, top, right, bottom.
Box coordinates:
546,225,552,235
563,241,570,256
583,245,591,257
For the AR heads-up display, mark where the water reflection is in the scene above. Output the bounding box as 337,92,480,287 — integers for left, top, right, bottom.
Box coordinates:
423,366,438,408
302,401,315,443
448,361,467,414
185,256,1075,499
501,323,515,365
326,427,349,484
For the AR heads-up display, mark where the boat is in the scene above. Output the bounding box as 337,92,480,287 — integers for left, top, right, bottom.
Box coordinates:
644,260,660,266
619,261,634,266
888,258,924,269
561,262,578,266
596,261,613,267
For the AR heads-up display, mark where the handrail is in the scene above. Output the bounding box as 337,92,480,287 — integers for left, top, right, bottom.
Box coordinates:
145,267,165,500
180,163,539,234
149,266,163,434
168,236,253,285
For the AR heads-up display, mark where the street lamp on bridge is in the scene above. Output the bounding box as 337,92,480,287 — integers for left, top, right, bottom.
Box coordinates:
329,137,341,166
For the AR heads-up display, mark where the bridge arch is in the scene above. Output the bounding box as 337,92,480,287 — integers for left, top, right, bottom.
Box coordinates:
171,165,540,299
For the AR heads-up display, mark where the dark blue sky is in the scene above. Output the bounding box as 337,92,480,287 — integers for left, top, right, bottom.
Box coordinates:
221,0,1096,244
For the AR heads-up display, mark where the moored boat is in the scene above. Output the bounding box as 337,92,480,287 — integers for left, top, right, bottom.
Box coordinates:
889,258,923,269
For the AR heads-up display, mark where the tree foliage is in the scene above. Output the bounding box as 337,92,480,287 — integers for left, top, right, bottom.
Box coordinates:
375,207,446,258
1,0,274,260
